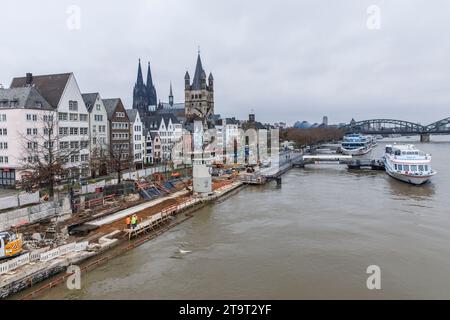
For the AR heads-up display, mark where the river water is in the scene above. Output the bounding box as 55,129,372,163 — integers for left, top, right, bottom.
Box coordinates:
38,136,450,299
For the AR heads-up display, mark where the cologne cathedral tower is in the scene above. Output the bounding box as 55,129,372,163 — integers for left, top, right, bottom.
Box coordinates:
132,59,157,116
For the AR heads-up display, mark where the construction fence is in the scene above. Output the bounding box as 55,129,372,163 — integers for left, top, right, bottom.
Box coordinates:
0,191,40,211
0,241,89,275
0,201,62,232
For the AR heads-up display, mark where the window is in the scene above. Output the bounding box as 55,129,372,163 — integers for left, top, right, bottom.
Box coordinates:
94,115,103,122
116,112,125,118
81,141,88,149
0,142,7,149
27,128,32,135
26,114,31,121
0,114,5,122
397,164,403,171
418,165,424,171
70,155,79,163
69,101,78,111
80,127,88,135
33,128,38,135
93,125,97,133
96,104,101,111
70,141,79,149
43,114,53,122
32,114,37,121
411,165,418,172
80,114,88,122
69,127,78,135
69,113,78,121
60,141,69,149
81,154,89,162
59,113,68,121
403,165,410,171
59,127,68,135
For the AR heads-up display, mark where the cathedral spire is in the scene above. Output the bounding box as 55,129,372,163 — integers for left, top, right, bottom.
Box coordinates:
146,62,153,87
169,82,174,107
146,61,157,106
136,59,144,86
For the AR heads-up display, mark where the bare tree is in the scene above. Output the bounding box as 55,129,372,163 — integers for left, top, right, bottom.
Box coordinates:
19,111,88,198
89,144,108,179
281,127,344,148
89,140,133,184
109,143,134,184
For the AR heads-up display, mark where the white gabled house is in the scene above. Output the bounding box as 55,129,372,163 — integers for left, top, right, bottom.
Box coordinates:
0,86,55,186
143,114,182,162
126,109,145,169
10,72,91,178
82,92,109,176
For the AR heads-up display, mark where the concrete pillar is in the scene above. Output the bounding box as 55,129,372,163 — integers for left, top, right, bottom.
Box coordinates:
420,133,430,142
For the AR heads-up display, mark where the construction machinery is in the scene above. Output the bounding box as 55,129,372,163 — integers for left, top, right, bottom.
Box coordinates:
0,231,23,259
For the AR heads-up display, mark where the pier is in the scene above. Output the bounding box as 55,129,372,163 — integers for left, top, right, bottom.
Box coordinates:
293,155,385,170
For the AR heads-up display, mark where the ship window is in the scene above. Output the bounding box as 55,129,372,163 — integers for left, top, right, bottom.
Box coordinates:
397,164,403,171
394,164,397,170
418,165,424,171
411,165,418,171
403,165,410,171
424,165,428,171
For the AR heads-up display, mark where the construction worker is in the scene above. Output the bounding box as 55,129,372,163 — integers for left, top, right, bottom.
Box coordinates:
131,214,137,229
126,216,131,229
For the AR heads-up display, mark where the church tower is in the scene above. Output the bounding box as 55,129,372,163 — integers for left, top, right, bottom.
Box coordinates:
169,82,174,107
184,52,214,124
146,62,157,107
132,59,149,115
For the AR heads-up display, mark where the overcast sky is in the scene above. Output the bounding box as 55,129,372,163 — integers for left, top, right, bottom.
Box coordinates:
1,0,450,125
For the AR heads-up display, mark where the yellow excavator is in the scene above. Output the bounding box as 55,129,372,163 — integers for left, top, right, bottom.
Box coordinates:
0,231,23,259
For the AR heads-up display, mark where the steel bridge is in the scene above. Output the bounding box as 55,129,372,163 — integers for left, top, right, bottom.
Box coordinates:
342,117,450,141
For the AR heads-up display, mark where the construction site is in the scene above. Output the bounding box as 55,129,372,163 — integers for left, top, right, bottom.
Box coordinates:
0,164,245,299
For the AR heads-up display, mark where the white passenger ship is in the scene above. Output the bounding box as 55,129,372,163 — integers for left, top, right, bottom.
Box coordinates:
383,144,436,185
341,133,373,156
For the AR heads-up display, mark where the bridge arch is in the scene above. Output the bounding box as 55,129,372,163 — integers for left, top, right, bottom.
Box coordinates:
424,117,450,132
342,119,425,134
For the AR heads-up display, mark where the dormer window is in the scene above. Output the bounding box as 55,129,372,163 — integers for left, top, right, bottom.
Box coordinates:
69,100,78,111
35,101,42,108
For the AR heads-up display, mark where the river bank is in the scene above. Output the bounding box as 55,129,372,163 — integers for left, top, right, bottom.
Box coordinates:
2,179,244,300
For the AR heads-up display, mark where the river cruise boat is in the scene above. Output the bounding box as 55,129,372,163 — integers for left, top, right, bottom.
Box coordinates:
383,144,436,185
341,133,373,156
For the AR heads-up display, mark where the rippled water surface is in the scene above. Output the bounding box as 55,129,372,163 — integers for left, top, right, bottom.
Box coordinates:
37,136,450,299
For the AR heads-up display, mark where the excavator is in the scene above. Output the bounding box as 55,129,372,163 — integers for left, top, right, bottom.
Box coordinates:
0,231,23,260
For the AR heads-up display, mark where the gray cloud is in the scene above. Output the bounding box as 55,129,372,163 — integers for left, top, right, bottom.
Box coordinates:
1,0,450,125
